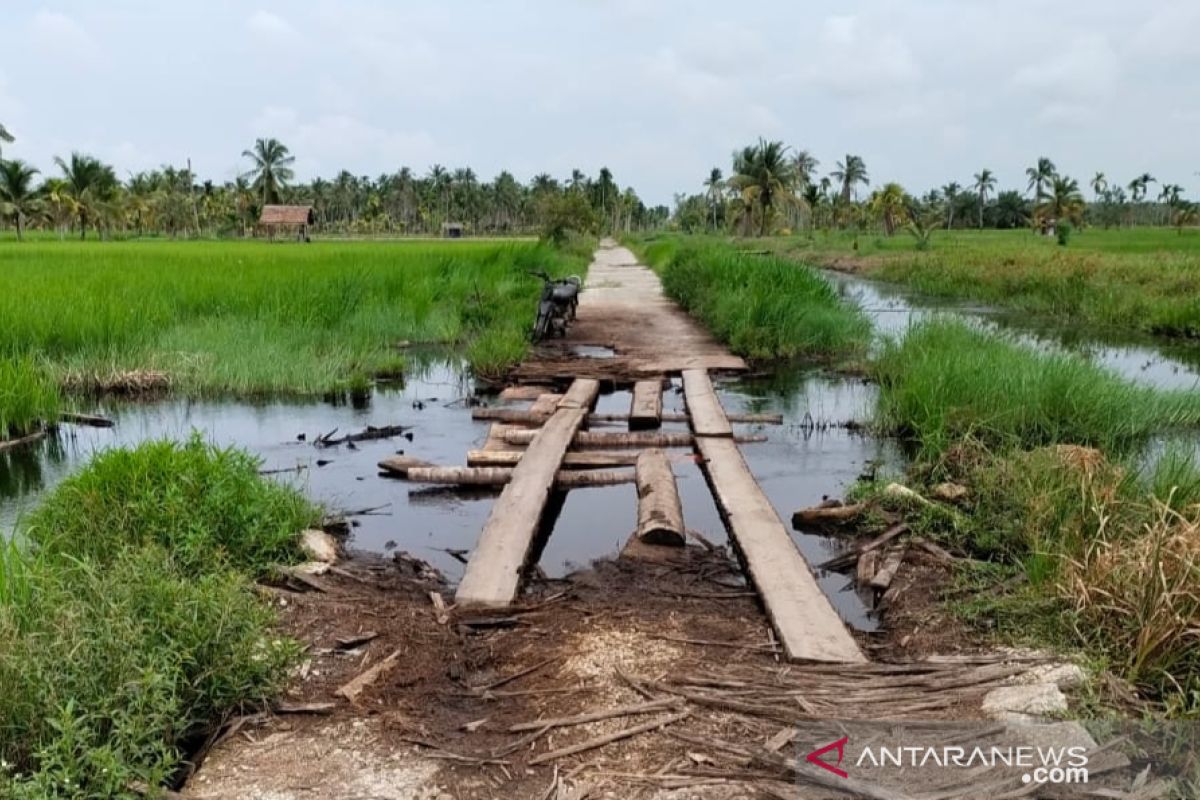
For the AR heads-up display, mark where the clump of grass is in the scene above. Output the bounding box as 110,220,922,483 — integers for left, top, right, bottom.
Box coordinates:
872,319,1200,458
26,434,320,576
0,438,319,795
633,237,870,360
0,356,59,439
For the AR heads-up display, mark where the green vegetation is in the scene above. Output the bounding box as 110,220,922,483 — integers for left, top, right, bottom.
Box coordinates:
760,227,1200,338
0,357,59,440
871,319,1200,458
0,437,317,797
0,238,589,436
632,236,870,360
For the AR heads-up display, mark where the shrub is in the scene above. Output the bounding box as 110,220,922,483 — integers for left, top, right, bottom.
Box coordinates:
1057,220,1073,246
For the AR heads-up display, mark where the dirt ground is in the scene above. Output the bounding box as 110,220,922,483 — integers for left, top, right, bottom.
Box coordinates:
182,535,1076,800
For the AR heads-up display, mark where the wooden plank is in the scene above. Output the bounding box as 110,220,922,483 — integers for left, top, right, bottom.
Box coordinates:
629,380,663,430
456,379,600,608
529,393,563,415
472,408,782,426
385,464,634,488
695,435,865,663
635,449,685,546
499,384,554,401
558,379,600,410
467,449,641,469
682,369,732,437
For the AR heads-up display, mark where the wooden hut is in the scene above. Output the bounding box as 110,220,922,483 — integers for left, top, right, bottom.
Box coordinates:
259,205,315,241
442,221,465,239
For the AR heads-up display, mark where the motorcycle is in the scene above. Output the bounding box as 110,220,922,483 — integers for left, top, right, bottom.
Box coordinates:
529,271,582,342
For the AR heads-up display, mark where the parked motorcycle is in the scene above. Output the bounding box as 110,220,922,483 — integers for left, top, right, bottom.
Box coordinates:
529,271,582,342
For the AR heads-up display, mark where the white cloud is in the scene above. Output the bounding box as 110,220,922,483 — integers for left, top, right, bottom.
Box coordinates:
1011,33,1120,99
245,10,301,43
29,11,97,61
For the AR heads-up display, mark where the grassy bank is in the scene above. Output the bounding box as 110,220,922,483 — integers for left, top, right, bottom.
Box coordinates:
0,358,59,441
629,235,870,360
0,238,590,436
0,436,319,797
759,228,1200,338
863,317,1200,710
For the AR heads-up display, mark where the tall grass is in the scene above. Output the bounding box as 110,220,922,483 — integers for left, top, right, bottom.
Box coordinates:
872,319,1200,458
0,239,588,399
0,357,59,439
0,437,318,796
633,236,870,360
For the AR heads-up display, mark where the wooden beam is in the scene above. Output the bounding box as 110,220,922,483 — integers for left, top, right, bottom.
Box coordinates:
630,380,663,430
696,435,865,663
502,429,768,448
456,379,600,608
466,449,641,469
635,449,685,546
682,369,732,437
529,394,563,415
499,385,554,401
384,464,634,488
472,408,783,426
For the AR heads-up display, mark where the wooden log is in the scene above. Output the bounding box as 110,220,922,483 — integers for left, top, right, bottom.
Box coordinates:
696,435,865,664
529,393,563,415
792,502,867,528
630,380,663,430
472,408,782,426
387,465,633,488
856,549,878,587
682,369,732,437
500,385,554,400
466,449,640,469
456,379,600,608
59,411,115,428
635,449,685,546
869,548,906,592
376,455,435,476
502,429,768,448
0,429,47,454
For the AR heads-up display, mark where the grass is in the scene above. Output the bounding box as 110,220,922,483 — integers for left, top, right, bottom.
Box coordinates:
628,235,870,360
871,318,1200,459
0,437,319,797
0,357,59,440
0,238,590,434
760,227,1200,338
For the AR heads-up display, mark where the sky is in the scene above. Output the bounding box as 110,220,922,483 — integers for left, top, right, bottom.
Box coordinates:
2,0,1197,206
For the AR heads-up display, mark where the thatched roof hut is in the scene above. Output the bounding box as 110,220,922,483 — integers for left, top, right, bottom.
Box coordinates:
258,205,315,241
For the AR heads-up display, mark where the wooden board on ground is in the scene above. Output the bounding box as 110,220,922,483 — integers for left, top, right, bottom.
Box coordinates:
529,394,563,415
502,429,768,448
696,435,865,663
682,369,733,437
499,384,554,401
472,408,783,426
467,449,640,469
456,379,600,608
629,380,663,430
383,464,633,488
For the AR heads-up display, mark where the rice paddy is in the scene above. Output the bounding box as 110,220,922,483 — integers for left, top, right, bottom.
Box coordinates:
0,238,587,438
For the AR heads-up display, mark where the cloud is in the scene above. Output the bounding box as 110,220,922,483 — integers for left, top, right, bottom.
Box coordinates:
798,14,920,95
29,11,97,61
1011,33,1120,99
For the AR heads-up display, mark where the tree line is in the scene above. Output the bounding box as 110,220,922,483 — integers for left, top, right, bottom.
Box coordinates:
675,140,1198,237
0,132,668,241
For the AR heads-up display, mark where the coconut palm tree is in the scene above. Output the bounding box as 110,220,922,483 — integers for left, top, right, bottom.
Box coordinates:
54,152,118,239
1041,175,1084,226
941,182,962,228
729,139,797,236
792,150,819,191
972,169,996,229
829,154,868,204
0,159,40,240
241,137,295,206
703,167,724,230
1090,172,1107,200
1025,157,1057,201
868,182,908,235
0,123,13,161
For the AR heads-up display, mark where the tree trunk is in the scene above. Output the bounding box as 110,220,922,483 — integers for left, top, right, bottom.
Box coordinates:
15,211,22,241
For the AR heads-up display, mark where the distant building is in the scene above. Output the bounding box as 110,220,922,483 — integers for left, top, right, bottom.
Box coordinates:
258,205,315,241
442,222,465,239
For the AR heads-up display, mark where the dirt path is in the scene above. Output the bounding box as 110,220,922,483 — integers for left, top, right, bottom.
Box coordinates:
513,239,745,382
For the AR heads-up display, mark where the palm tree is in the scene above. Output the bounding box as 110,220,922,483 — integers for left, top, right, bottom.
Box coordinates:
703,167,724,230
868,182,908,235
792,150,819,191
241,137,295,206
1090,172,1107,200
829,154,868,204
941,182,962,228
0,123,12,161
728,139,797,236
994,190,1031,229
972,169,996,229
55,152,118,239
0,159,40,240
1025,157,1056,201
1128,173,1156,202
1041,175,1084,226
